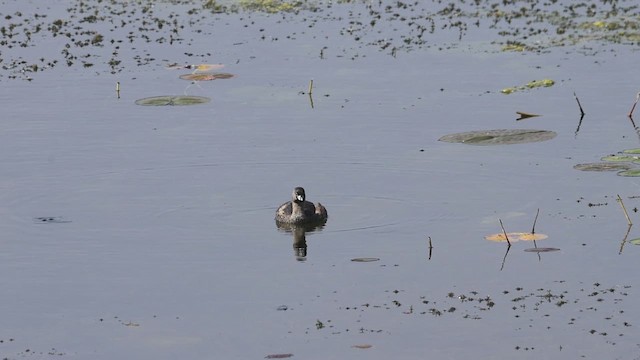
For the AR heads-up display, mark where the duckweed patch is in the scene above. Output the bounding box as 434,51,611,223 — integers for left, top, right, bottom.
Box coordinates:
2,0,640,80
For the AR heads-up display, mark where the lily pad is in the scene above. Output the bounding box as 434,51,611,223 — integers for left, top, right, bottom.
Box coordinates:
601,154,640,162
524,247,560,253
618,169,640,177
629,238,640,245
179,73,235,81
135,96,210,106
517,233,549,241
574,162,632,172
351,257,380,262
439,129,556,145
485,232,548,242
623,148,640,154
501,79,555,94
485,232,525,242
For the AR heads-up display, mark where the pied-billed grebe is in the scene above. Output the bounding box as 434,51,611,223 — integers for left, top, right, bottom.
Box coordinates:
275,187,328,224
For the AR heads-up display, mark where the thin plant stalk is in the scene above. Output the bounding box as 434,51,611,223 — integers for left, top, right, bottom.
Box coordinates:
616,194,632,225
629,92,640,118
499,219,511,247
531,208,540,234
573,92,585,116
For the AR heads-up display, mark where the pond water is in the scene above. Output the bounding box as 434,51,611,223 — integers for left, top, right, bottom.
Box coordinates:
1,0,640,359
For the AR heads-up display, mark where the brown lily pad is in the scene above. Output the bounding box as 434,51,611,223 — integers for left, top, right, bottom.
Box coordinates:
439,129,556,145
179,72,235,81
524,247,560,253
351,258,380,262
135,95,210,106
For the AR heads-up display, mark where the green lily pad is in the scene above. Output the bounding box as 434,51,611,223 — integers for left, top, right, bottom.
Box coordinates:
601,154,640,162
135,95,210,106
501,79,555,94
623,148,640,154
438,129,556,145
573,162,633,172
629,238,640,245
618,169,640,177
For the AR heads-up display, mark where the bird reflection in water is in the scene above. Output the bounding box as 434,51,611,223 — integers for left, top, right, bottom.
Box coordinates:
275,221,327,261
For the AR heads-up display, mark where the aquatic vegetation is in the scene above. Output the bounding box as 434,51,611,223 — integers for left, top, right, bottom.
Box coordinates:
485,232,548,242
350,257,380,262
438,129,556,145
601,154,640,162
573,163,632,172
134,95,211,106
239,0,302,13
179,72,235,81
617,169,640,177
575,147,640,177
501,79,555,94
524,247,560,253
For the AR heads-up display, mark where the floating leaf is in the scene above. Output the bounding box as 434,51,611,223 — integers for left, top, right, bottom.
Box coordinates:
623,148,640,154
265,354,293,359
573,162,632,172
524,247,560,253
601,154,640,162
485,232,548,242
618,169,640,177
439,129,556,145
351,257,380,262
629,238,640,245
179,73,235,81
179,73,217,81
526,79,555,89
352,344,373,349
485,232,526,242
135,96,210,106
501,79,555,94
517,233,548,241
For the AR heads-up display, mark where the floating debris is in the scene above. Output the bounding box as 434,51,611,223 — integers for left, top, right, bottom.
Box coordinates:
33,216,71,224
351,344,373,349
516,111,541,120
166,63,224,72
439,129,556,145
135,96,211,106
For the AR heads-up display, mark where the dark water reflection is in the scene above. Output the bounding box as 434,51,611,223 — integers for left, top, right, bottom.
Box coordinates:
275,221,326,261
